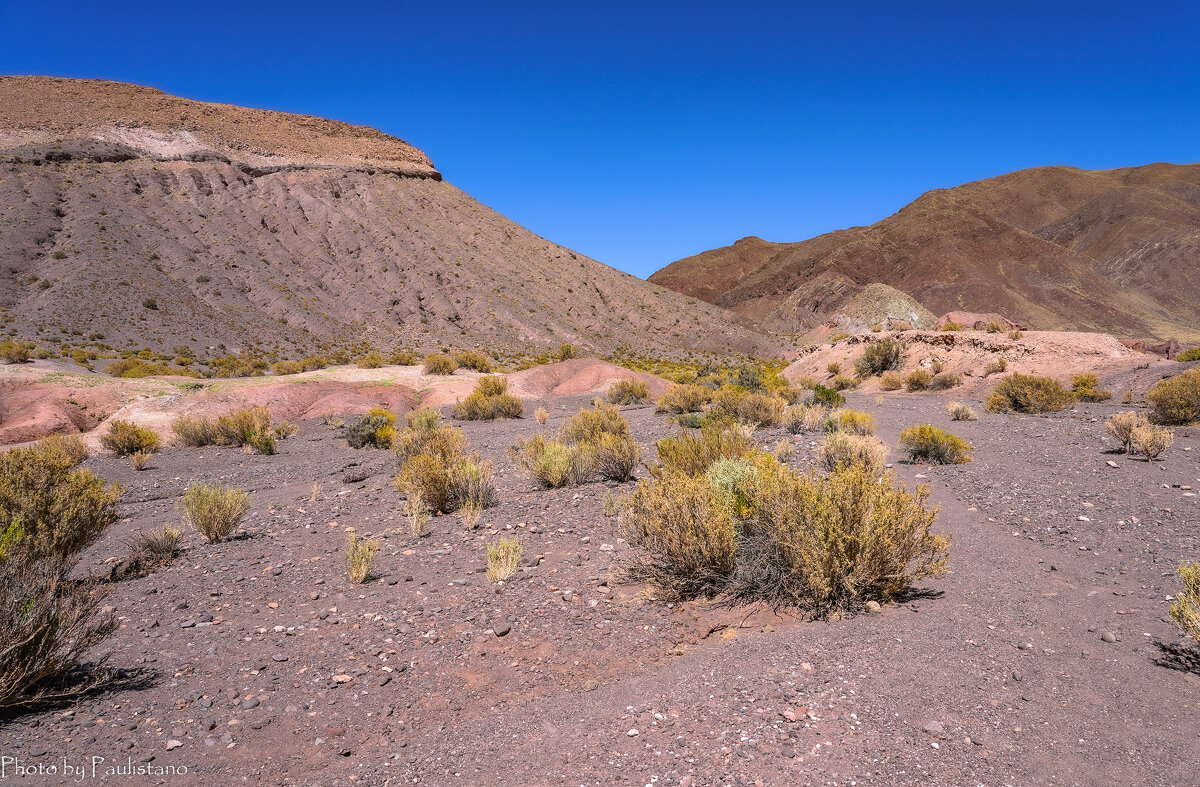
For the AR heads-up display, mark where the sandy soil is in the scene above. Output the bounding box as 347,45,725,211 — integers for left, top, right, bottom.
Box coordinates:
0,389,1197,786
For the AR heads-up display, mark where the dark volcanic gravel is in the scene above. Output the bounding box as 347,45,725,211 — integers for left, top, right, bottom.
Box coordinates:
1,393,1197,786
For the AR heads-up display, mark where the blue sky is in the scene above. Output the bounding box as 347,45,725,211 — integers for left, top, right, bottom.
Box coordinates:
3,1,1198,278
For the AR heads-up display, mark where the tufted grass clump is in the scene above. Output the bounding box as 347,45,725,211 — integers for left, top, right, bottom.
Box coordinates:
100,420,161,456
929,372,961,390
984,373,1075,414
782,404,828,434
1146,368,1200,425
898,425,972,464
180,484,250,543
656,383,712,414
708,387,787,427
824,408,875,436
606,378,651,405
172,406,277,454
452,376,524,420
904,369,931,392
345,532,380,584
1106,411,1148,453
454,349,494,373
395,419,497,515
486,536,523,582
880,371,903,391
946,401,977,421
818,432,888,476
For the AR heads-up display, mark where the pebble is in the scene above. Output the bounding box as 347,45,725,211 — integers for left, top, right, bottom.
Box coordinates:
1101,631,1117,643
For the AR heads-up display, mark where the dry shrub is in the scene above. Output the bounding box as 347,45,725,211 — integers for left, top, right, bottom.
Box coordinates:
388,350,420,366
358,352,384,369
454,349,494,372
406,490,431,537
171,414,220,447
983,357,1008,376
512,434,592,487
100,420,161,456
486,536,523,582
112,526,182,580
1008,329,1023,340
621,457,948,614
709,388,787,427
345,532,379,584
984,373,1075,414
656,383,712,414
1170,562,1200,643
172,407,276,453
129,450,152,471
606,378,651,405
831,375,858,391
904,370,931,392
825,409,875,435
929,372,961,390
590,432,640,482
782,404,827,434
0,340,32,364
946,401,977,421
180,484,250,543
534,407,549,425
652,420,752,477
0,439,122,708
818,432,888,476
940,321,962,332
301,355,329,371
513,403,639,485
772,439,794,463
854,337,906,377
827,362,842,376
272,360,303,376
459,500,482,530
395,421,497,514
1130,424,1173,461
1071,373,1112,402
452,376,524,420
899,425,972,464
347,407,398,449
792,375,818,390
880,372,903,391
1106,411,1148,452
557,343,580,361
423,353,459,375
1146,368,1200,425
984,319,1007,333
36,434,89,467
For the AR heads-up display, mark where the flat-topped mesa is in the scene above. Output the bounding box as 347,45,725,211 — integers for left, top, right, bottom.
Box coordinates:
0,76,440,178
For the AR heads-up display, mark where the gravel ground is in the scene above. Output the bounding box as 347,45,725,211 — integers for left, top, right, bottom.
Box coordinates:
1,392,1197,786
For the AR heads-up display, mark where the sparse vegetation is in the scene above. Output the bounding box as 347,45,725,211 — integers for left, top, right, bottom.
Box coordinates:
0,340,31,364
454,349,494,372
513,402,639,485
130,450,152,470
983,357,1008,376
782,404,828,434
651,419,752,477
606,378,651,405
486,536,523,582
904,369,931,392
347,407,398,449
899,425,972,464
1130,423,1173,461
929,372,961,390
357,352,384,369
112,526,182,580
100,420,162,456
825,408,876,435
388,350,419,366
708,387,787,427
1175,347,1200,363
1146,368,1200,425
423,353,459,375
826,362,842,376
940,321,962,332
534,406,549,425
819,432,888,476
452,376,524,420
984,319,1007,333
179,484,250,543
171,406,278,453
984,374,1075,414
812,384,846,407
1106,411,1149,453
880,371,903,391
395,420,497,514
345,532,379,583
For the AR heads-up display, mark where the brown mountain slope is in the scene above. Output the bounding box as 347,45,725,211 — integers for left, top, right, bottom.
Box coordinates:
649,163,1200,340
0,77,778,359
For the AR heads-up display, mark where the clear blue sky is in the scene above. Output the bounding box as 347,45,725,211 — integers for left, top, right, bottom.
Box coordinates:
3,1,1198,278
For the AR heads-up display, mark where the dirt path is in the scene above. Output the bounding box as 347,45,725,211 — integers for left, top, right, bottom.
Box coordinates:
0,393,1196,786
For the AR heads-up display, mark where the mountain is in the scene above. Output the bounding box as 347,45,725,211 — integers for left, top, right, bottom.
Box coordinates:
0,76,777,360
649,163,1200,341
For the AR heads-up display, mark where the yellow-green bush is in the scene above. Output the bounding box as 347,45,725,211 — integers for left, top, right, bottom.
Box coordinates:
454,349,494,372
652,420,752,477
898,425,972,464
272,360,303,376
180,484,250,543
904,369,931,392
452,376,524,420
0,340,32,364
606,378,651,405
100,420,161,456
423,353,459,375
388,350,419,366
347,407,398,449
854,337,906,377
880,372,903,391
1071,372,1112,402
1170,562,1200,643
782,404,827,434
984,373,1075,414
512,402,639,485
929,372,961,390
173,407,277,454
1146,368,1200,425
824,409,875,436
395,422,497,514
655,383,712,414
357,352,384,369
818,432,888,476
708,387,786,427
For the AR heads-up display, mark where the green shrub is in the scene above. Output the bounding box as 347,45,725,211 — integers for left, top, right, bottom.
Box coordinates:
100,420,161,456
929,372,961,390
180,484,250,543
0,340,31,364
898,425,972,464
388,350,420,366
606,378,651,405
652,420,752,477
301,355,329,371
358,352,384,369
557,343,580,361
812,384,846,407
272,360,303,376
423,353,459,375
655,383,712,414
854,338,906,377
452,376,524,420
1071,373,1112,402
1146,368,1200,425
172,406,277,453
984,374,1075,414
395,424,497,513
513,403,638,485
709,387,787,427
1176,347,1200,363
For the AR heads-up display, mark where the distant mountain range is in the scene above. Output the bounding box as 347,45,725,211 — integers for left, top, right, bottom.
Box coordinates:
650,162,1200,341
